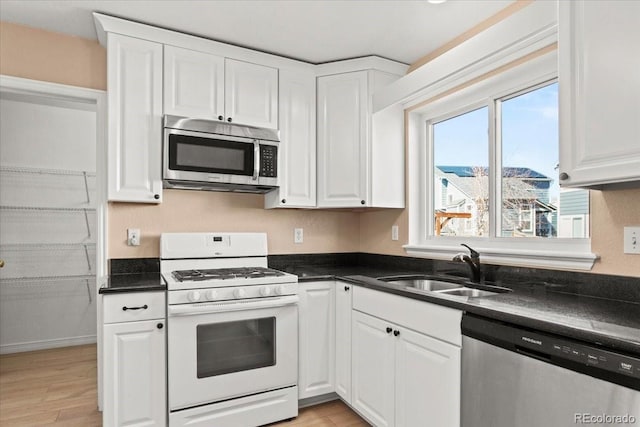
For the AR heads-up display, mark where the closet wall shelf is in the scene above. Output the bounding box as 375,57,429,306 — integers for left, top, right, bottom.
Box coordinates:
0,205,95,212
0,166,96,177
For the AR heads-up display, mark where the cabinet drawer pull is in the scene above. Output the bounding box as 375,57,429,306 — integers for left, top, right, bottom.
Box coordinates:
559,172,569,180
386,327,393,334
393,329,400,337
157,322,164,329
344,286,350,291
154,194,160,200
218,115,224,121
122,304,148,311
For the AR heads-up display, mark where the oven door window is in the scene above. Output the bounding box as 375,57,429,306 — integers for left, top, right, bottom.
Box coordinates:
168,133,254,176
196,317,276,378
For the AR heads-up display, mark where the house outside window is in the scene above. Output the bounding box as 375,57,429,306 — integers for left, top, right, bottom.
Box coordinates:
405,48,596,270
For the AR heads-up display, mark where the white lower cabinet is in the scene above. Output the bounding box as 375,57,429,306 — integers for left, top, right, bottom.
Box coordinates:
352,286,462,427
103,292,166,427
352,311,396,427
298,281,335,399
334,281,353,403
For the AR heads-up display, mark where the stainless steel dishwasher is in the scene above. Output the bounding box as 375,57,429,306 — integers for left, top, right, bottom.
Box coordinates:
461,314,640,427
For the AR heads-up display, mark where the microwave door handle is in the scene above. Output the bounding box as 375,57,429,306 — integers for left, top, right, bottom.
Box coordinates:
252,140,259,180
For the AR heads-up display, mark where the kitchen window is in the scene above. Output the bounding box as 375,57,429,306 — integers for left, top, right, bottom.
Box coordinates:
405,49,597,270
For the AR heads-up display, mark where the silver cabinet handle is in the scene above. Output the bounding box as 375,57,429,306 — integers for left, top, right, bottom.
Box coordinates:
253,141,259,180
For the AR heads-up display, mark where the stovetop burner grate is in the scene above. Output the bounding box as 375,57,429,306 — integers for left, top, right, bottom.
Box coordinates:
172,267,285,282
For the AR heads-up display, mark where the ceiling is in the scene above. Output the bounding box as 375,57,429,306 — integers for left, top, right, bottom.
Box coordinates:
0,0,514,65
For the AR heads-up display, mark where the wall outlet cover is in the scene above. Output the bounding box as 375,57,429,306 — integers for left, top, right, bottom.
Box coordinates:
127,228,140,246
294,228,303,244
392,225,399,241
623,226,640,254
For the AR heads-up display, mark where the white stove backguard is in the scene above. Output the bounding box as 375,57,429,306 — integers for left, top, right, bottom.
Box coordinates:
160,232,268,260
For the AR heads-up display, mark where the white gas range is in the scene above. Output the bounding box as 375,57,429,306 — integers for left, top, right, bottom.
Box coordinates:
161,232,299,427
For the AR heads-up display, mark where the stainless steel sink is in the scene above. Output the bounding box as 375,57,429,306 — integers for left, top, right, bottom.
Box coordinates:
378,275,510,298
438,288,499,298
385,279,463,292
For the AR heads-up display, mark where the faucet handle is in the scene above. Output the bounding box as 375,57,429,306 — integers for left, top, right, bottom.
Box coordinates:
460,244,479,258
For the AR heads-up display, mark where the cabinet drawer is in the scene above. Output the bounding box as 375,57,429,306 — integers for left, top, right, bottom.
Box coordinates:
353,286,461,346
103,291,165,323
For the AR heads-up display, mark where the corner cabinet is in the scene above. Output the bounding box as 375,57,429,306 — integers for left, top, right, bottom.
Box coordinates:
265,68,316,208
164,45,278,129
558,0,640,187
103,291,166,427
317,70,404,208
107,33,163,203
297,281,335,399
351,286,461,427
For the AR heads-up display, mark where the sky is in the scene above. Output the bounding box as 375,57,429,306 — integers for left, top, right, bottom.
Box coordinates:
433,82,560,200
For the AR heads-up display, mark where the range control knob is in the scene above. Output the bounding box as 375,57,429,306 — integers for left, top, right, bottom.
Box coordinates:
260,286,272,297
234,288,246,299
206,290,218,300
275,285,286,295
187,291,201,302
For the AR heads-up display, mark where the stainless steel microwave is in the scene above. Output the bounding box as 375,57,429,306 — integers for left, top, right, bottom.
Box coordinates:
163,115,279,193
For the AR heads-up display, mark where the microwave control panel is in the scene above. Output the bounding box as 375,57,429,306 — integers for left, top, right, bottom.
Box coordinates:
260,145,278,178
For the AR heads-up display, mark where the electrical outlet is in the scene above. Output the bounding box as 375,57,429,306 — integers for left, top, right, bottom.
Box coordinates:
127,228,140,246
294,228,303,244
391,225,399,241
623,226,640,254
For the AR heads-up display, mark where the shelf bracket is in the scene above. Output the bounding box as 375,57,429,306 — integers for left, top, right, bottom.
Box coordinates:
82,171,91,204
85,278,92,304
83,244,92,272
83,209,92,240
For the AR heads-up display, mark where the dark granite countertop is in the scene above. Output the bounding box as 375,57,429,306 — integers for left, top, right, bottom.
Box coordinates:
99,272,166,294
272,261,640,355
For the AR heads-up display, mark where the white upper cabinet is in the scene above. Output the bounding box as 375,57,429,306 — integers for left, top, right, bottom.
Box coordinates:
559,0,640,187
164,45,224,120
265,67,316,208
164,46,278,129
107,33,163,203
317,70,404,208
225,58,279,129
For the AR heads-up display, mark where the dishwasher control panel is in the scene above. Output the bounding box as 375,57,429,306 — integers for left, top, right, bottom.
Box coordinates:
462,314,640,389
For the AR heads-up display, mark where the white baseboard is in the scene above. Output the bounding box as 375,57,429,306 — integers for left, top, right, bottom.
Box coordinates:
0,335,97,354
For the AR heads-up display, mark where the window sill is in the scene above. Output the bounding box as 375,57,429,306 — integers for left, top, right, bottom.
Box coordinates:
404,239,598,271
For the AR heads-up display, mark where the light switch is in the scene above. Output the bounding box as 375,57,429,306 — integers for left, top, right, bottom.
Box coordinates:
623,227,640,254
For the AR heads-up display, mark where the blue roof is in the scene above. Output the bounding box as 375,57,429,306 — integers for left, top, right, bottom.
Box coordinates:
437,166,549,179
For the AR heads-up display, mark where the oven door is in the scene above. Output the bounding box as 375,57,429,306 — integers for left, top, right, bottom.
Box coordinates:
167,296,298,411
164,128,259,183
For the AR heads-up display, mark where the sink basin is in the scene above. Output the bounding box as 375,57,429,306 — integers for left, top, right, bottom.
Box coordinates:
438,288,499,297
385,279,463,292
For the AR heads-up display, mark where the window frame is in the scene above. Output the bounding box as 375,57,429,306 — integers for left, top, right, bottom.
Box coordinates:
404,49,597,271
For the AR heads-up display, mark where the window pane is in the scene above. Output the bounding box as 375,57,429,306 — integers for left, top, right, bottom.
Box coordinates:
500,82,589,238
433,107,489,237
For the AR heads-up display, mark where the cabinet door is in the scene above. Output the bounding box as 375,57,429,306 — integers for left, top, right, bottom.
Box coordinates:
395,327,460,427
352,311,395,427
107,33,163,203
103,319,166,427
265,68,316,208
317,72,369,207
559,0,640,187
334,281,353,403
224,59,278,129
298,281,335,399
164,46,224,120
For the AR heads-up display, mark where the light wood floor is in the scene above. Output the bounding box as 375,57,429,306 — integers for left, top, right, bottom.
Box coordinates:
0,344,368,427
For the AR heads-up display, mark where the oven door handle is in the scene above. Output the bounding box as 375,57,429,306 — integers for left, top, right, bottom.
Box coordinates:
168,295,299,316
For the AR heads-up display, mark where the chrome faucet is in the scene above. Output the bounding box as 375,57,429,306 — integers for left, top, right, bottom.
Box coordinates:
452,244,482,283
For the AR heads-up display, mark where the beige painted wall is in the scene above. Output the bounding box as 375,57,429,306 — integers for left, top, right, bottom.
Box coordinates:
0,21,106,90
109,190,360,257
2,21,638,277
